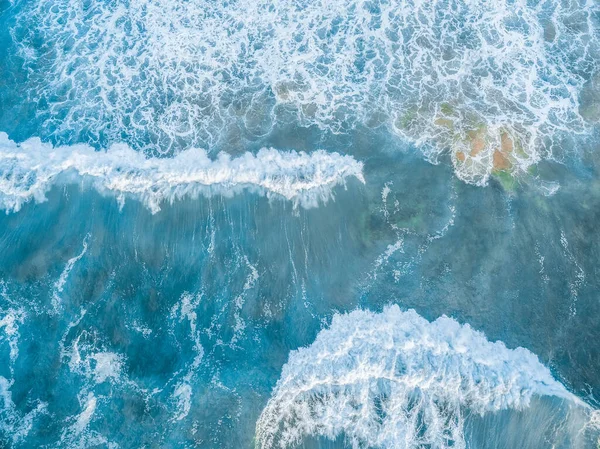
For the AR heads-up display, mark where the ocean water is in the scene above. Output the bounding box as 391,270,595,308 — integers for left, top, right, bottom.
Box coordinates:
0,0,600,448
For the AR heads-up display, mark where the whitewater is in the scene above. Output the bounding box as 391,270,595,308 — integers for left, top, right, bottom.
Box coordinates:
0,133,364,213
257,306,593,449
5,0,599,184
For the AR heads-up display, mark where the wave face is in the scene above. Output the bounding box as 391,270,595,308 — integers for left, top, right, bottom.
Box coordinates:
12,0,599,184
0,133,364,213
256,305,579,449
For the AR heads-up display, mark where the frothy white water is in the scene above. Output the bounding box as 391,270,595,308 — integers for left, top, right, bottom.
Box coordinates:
0,133,364,213
256,305,586,449
13,0,599,184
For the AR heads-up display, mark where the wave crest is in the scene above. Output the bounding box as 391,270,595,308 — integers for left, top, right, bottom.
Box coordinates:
256,305,581,449
0,133,364,213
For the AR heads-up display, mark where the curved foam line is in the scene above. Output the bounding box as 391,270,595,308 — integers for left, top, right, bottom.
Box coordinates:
256,305,583,449
0,133,364,213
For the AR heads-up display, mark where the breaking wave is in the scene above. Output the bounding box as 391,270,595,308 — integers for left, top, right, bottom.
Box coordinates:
0,133,364,213
12,0,600,184
256,305,591,449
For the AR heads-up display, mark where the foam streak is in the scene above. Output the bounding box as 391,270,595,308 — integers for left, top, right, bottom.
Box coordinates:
0,133,364,213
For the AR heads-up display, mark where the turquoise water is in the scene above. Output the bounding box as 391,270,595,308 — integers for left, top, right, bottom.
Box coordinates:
1,0,600,448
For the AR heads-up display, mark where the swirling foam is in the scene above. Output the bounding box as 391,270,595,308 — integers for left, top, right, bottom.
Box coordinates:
13,0,599,184
0,133,364,213
256,305,585,449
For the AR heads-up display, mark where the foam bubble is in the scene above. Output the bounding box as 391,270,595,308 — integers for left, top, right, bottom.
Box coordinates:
0,133,364,213
256,305,589,449
13,0,599,184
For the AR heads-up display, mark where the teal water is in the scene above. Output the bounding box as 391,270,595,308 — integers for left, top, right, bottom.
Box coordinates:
1,0,600,448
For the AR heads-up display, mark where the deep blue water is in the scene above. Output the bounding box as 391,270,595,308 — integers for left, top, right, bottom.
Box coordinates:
0,0,600,448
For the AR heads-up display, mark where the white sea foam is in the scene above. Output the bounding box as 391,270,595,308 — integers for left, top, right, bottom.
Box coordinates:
52,234,90,313
57,392,114,449
64,330,125,386
0,308,25,368
72,393,97,436
169,292,205,422
13,0,599,184
0,307,49,445
0,376,48,446
89,352,124,385
0,133,364,213
256,305,587,449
